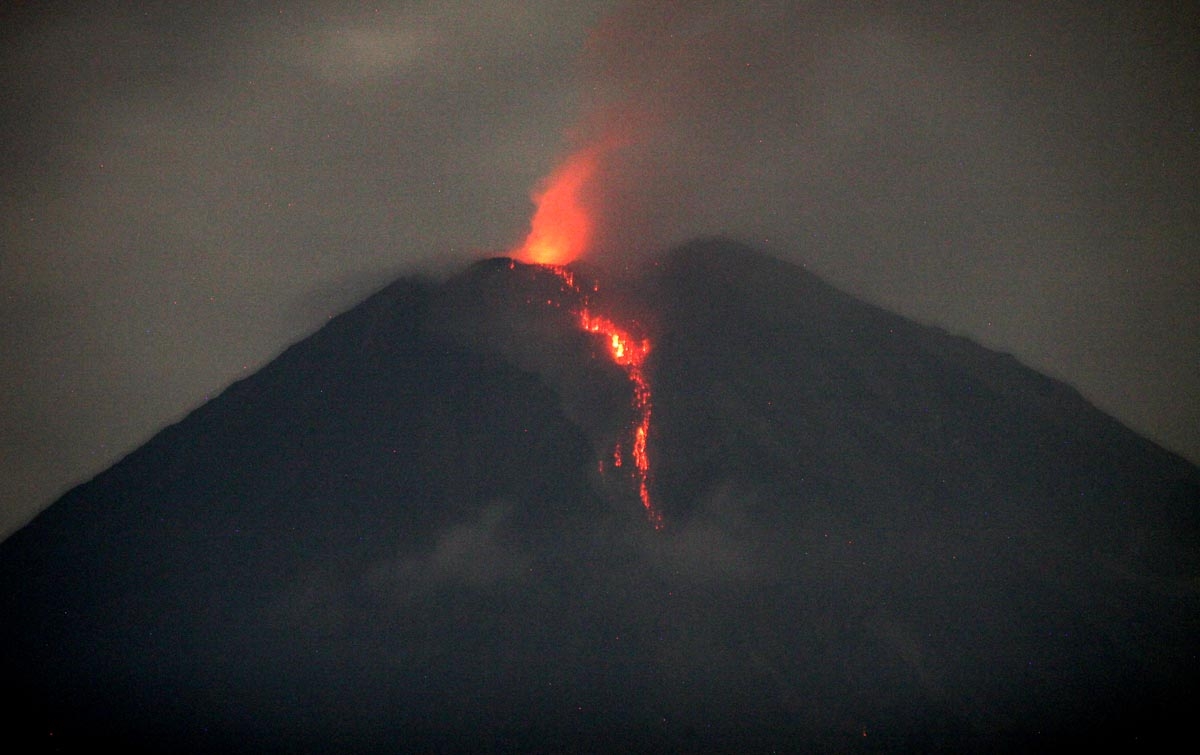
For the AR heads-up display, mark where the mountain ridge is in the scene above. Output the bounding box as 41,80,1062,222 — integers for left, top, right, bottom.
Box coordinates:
1,238,1196,752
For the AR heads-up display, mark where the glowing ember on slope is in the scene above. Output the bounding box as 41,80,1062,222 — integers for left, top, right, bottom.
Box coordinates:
544,265,661,529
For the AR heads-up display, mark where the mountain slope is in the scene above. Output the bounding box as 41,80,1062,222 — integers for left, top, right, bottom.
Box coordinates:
1,239,1196,752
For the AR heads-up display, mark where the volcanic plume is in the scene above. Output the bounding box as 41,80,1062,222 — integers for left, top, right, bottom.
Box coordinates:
512,146,601,267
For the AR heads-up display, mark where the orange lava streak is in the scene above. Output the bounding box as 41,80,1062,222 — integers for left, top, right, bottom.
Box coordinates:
545,266,662,529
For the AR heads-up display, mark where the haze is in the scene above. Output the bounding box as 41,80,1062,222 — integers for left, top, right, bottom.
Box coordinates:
2,0,1196,538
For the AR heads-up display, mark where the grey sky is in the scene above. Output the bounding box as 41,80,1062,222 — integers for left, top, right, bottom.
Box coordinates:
2,1,1196,538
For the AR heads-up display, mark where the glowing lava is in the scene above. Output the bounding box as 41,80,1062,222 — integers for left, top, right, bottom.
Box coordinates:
545,266,661,529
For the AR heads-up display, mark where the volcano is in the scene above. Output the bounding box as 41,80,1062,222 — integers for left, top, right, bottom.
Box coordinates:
2,239,1196,752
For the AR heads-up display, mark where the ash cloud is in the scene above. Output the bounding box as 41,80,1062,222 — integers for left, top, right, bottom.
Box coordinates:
573,1,1199,466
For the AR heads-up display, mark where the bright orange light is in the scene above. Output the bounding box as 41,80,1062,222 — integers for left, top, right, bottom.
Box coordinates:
539,266,662,529
510,134,659,527
513,148,599,266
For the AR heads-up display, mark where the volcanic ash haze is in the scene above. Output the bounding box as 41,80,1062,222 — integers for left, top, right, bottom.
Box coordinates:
1,238,1197,752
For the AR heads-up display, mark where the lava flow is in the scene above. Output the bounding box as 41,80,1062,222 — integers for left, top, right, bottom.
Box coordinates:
512,143,661,528
547,266,661,528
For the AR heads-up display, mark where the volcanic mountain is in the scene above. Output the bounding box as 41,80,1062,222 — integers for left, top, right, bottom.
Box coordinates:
2,239,1196,752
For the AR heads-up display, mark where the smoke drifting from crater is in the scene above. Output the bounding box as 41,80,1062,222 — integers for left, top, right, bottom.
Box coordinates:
528,1,1200,466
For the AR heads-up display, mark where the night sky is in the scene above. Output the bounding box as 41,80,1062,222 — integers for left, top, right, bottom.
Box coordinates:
2,0,1197,539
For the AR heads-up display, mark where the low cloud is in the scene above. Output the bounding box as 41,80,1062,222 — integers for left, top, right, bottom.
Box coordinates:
364,500,532,605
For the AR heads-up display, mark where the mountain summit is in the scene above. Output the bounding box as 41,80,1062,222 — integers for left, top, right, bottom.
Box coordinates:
2,239,1196,752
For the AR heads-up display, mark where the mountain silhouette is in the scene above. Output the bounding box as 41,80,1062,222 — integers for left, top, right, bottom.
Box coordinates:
2,238,1196,753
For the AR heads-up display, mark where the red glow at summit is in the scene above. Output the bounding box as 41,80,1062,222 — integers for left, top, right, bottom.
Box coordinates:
512,147,601,266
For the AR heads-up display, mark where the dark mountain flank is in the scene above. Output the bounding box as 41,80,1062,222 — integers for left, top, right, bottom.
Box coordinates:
2,239,1196,752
